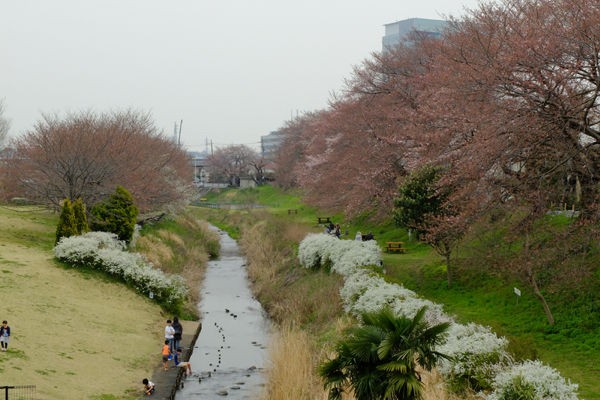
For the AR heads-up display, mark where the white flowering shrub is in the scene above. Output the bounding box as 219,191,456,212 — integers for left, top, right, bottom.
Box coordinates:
339,269,387,309
54,232,187,307
349,278,414,314
391,293,450,326
331,240,381,276
438,322,512,392
487,360,579,400
298,233,381,276
298,233,339,269
297,233,579,399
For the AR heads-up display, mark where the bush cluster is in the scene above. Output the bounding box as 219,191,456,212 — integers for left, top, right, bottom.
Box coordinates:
298,233,580,399
90,186,139,244
54,231,187,310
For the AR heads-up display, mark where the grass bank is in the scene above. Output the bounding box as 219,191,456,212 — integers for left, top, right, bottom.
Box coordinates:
133,210,220,319
0,205,219,399
0,205,163,399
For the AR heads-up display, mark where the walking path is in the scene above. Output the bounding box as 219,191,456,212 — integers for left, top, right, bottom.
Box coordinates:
140,320,201,399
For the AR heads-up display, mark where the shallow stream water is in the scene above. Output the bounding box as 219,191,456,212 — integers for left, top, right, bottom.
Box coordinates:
175,228,270,399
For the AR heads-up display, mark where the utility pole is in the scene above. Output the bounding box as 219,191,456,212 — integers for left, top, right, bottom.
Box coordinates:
178,119,183,146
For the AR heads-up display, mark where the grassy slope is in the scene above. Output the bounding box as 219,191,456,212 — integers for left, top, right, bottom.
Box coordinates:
201,186,600,400
0,206,164,399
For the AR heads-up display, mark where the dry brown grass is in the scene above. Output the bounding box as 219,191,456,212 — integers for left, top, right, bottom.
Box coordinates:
421,369,483,400
263,324,328,400
240,219,343,330
134,233,175,267
241,221,284,288
0,207,164,399
158,229,185,247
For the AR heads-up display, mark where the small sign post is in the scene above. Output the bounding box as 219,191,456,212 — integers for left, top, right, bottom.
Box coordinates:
149,291,154,299
513,287,521,304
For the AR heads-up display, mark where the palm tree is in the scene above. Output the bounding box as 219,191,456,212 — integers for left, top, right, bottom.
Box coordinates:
319,307,450,400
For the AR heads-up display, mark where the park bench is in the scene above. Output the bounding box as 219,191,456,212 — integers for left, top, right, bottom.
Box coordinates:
317,216,331,225
288,209,298,215
385,241,406,253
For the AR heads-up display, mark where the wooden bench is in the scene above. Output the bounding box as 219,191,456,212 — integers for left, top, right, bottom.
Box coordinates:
288,209,298,215
385,241,406,253
317,217,331,224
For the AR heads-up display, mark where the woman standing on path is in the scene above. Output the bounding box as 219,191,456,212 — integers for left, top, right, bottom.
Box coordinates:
171,316,183,352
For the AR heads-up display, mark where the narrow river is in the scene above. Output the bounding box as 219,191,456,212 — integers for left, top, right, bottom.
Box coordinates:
176,228,271,399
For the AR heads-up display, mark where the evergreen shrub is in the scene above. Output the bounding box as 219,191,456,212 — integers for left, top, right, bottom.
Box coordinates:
90,186,139,243
55,198,77,244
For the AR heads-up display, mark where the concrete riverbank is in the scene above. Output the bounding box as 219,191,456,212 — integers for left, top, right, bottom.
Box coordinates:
141,320,202,400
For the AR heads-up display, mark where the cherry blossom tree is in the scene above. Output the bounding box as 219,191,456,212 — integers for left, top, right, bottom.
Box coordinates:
206,144,260,186
274,112,322,189
414,0,600,322
1,110,191,212
273,0,600,317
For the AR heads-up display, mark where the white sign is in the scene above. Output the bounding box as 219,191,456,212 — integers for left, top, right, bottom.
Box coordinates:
513,287,521,296
149,291,154,299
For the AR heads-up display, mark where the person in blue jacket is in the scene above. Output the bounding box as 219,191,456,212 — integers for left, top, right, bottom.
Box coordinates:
0,320,10,351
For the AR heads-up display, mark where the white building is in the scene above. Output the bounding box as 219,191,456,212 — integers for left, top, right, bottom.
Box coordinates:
382,18,448,51
260,130,285,160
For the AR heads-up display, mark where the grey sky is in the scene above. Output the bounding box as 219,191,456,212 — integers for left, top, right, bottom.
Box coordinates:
1,0,483,152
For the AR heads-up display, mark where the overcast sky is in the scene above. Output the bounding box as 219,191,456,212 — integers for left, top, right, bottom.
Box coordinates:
1,0,484,152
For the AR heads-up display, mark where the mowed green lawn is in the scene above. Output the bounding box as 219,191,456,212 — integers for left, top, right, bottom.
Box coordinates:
0,206,164,399
387,258,600,400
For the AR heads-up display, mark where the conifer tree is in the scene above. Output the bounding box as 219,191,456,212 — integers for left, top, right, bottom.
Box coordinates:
72,197,89,234
55,198,77,244
90,186,139,243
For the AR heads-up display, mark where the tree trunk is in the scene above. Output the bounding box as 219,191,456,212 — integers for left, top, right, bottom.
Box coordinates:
529,271,555,325
523,233,555,325
445,252,452,288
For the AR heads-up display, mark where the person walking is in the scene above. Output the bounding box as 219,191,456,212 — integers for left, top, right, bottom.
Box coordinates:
0,320,10,352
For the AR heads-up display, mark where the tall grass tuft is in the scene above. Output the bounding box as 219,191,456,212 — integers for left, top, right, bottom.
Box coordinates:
421,369,482,400
264,324,328,400
239,216,344,331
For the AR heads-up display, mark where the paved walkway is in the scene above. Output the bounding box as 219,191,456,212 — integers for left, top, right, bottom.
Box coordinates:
140,320,202,399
